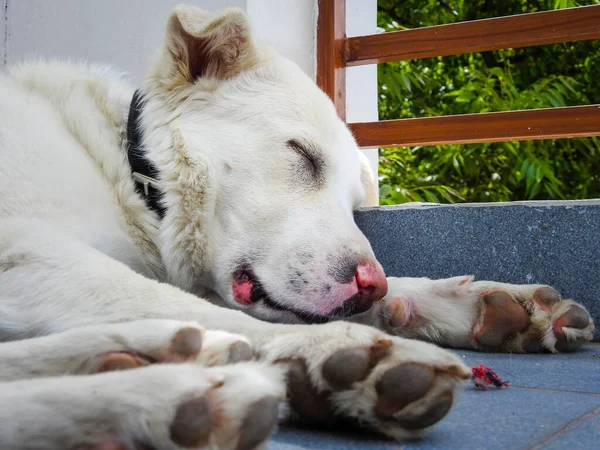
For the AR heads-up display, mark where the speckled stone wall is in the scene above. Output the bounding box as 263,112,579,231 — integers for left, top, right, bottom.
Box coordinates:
355,200,600,341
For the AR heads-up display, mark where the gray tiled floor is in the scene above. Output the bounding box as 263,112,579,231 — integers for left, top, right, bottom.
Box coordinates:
268,343,600,450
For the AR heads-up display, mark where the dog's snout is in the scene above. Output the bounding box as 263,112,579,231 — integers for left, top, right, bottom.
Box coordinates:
290,251,388,318
348,262,388,313
324,258,388,317
329,258,359,284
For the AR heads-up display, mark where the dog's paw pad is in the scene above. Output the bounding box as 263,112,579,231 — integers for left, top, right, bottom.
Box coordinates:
285,359,336,424
374,364,434,419
469,284,593,353
169,326,204,361
384,297,414,328
198,331,254,367
395,392,454,430
475,291,530,348
203,363,285,448
322,348,372,389
97,352,150,373
554,305,592,338
532,286,561,311
227,340,254,364
553,305,593,352
169,397,212,448
322,340,392,390
236,396,280,450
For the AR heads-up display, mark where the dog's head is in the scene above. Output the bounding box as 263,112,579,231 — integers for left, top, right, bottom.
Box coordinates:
139,5,386,323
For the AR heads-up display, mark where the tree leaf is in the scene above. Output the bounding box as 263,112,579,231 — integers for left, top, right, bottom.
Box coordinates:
423,190,440,203
379,184,392,198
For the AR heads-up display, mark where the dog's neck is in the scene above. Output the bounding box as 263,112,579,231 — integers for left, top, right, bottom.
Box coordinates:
126,90,167,219
124,89,213,289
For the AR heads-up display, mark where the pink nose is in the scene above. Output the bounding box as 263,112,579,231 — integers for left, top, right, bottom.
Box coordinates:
352,262,388,312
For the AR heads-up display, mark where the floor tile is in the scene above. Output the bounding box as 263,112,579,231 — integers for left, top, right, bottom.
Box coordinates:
542,409,600,449
270,388,600,450
455,343,600,393
268,344,600,450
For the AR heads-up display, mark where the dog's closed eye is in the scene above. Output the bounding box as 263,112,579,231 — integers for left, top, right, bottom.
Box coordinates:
286,139,324,182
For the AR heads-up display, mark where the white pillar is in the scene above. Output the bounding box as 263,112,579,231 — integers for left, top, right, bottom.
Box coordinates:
246,0,317,80
346,0,379,201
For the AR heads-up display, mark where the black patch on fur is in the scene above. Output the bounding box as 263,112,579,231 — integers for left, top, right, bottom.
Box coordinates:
327,253,360,285
288,269,310,294
327,295,368,316
254,282,331,324
127,90,167,218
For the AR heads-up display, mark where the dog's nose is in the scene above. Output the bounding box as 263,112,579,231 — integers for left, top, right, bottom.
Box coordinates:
352,262,388,312
356,262,388,298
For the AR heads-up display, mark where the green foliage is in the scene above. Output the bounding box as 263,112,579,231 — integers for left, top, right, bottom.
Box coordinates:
377,0,600,205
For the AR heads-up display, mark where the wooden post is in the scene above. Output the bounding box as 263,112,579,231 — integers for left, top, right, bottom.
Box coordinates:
316,0,347,121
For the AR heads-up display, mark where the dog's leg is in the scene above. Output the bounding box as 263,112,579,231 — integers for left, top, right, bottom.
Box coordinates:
0,221,255,362
0,362,285,450
362,276,594,353
1,224,470,440
0,319,256,381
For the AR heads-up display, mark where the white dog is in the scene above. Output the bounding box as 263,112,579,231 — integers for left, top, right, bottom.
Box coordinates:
0,5,594,449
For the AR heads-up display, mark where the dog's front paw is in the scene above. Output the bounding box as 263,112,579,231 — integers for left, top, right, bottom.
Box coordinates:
260,322,469,441
379,277,594,353
5,362,286,450
64,320,251,375
472,285,594,353
47,320,206,375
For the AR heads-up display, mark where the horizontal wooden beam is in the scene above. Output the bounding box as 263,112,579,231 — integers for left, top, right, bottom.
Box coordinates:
349,105,600,148
346,5,600,66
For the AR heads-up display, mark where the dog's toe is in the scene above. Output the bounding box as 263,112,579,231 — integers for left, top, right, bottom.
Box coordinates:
96,352,150,372
235,396,280,450
228,340,254,364
374,364,434,418
169,396,212,448
322,348,372,389
395,392,454,430
169,326,204,361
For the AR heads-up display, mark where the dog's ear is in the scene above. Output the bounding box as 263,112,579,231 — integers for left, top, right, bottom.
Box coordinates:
162,6,261,84
358,152,379,207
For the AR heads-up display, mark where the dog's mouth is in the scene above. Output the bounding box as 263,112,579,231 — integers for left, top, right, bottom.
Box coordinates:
232,266,333,324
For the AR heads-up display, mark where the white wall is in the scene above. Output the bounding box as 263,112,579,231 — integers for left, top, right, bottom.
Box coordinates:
1,0,316,81
1,0,378,196
1,0,245,81
345,0,379,197
1,1,5,70
246,0,317,80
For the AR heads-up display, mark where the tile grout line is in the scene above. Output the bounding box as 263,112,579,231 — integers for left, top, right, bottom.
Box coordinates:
526,405,600,450
509,385,600,396
3,0,8,68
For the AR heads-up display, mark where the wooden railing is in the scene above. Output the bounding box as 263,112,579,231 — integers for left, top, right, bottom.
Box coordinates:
317,1,600,148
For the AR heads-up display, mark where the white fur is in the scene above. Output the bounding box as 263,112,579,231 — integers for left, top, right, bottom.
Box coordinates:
363,276,594,352
0,4,591,448
0,361,285,450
